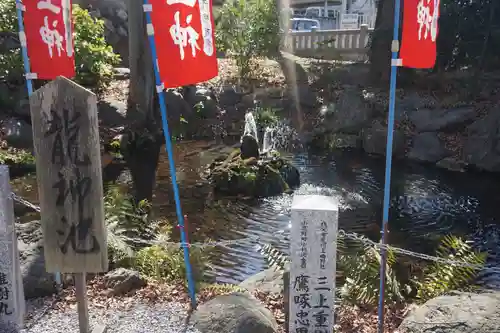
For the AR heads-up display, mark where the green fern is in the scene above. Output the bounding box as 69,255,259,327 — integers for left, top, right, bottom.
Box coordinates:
103,185,156,263
339,243,405,307
414,235,487,303
260,244,289,270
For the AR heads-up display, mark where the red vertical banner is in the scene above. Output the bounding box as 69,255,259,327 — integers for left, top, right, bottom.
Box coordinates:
23,0,76,80
149,0,218,88
400,0,441,69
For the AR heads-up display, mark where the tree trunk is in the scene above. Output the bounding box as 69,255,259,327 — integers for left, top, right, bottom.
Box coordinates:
368,0,396,85
121,0,163,204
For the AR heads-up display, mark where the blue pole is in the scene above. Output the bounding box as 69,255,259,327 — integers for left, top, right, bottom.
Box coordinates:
15,0,62,288
142,0,197,309
377,0,402,331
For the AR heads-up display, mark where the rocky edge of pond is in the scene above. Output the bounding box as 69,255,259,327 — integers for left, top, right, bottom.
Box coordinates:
4,76,500,176
203,135,300,198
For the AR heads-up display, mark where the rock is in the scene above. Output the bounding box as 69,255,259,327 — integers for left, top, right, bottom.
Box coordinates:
322,89,373,134
239,268,285,295
183,86,219,122
113,67,130,80
190,293,278,333
97,99,127,127
407,132,448,163
206,149,299,197
328,133,361,149
436,157,467,172
218,86,243,106
103,268,147,296
294,83,317,108
398,291,500,333
409,107,476,133
14,99,31,118
75,0,129,65
361,120,405,156
463,112,500,172
0,118,33,149
241,135,260,159
16,221,56,298
279,162,300,188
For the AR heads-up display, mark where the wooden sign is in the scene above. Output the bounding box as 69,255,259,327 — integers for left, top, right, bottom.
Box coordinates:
29,76,108,273
0,166,25,332
289,195,339,333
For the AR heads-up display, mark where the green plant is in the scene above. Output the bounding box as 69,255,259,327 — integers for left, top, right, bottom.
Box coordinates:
338,242,405,307
103,185,153,263
134,227,210,285
414,235,487,303
260,233,485,308
72,5,121,91
254,106,279,127
0,148,35,165
216,0,280,78
0,4,120,91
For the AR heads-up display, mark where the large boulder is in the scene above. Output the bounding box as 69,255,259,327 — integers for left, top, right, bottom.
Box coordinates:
398,291,500,333
361,120,406,156
205,149,300,198
190,293,278,333
76,0,129,65
407,132,449,163
320,89,373,134
103,268,147,296
463,111,500,172
409,107,476,133
16,220,57,298
239,268,285,295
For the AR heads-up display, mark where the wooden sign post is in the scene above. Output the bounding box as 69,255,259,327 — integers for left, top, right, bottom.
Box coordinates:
0,166,25,332
29,77,108,333
289,195,339,333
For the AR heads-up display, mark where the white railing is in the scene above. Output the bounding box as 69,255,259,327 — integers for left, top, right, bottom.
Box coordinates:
282,25,372,61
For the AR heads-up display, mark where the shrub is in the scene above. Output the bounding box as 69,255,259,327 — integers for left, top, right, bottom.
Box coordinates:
72,5,121,91
216,0,280,78
134,238,209,286
0,4,120,91
261,234,486,307
104,185,153,264
414,235,487,303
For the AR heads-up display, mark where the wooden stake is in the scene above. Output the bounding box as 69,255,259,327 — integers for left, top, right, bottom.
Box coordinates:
74,273,89,333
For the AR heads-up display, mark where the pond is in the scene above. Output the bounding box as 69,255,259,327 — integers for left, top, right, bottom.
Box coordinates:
153,140,500,287
11,139,500,288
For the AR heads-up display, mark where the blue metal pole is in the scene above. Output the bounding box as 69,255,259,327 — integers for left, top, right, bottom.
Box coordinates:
142,0,197,309
377,0,402,331
15,0,34,95
15,0,62,288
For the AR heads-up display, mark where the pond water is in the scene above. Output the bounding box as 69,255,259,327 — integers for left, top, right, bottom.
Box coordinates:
153,140,500,288
11,138,500,288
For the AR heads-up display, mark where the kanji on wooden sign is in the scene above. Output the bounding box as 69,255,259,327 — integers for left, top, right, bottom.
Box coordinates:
400,0,441,69
149,0,218,88
23,0,76,79
29,77,107,273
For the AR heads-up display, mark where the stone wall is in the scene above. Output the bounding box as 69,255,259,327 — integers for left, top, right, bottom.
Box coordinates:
75,0,130,66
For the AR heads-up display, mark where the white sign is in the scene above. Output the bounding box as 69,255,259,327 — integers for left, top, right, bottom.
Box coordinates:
340,13,359,29
0,166,25,332
289,195,339,333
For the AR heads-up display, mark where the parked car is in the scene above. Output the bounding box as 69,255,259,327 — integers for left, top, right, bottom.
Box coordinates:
289,18,321,32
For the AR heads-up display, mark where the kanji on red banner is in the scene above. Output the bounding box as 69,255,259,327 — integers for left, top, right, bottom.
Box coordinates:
23,0,75,79
400,0,441,69
150,0,218,88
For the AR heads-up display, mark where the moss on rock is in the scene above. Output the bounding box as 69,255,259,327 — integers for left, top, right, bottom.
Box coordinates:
204,149,300,198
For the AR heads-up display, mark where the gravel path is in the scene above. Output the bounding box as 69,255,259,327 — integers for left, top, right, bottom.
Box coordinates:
20,299,201,333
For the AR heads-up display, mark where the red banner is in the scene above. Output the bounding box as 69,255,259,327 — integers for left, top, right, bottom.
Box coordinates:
23,0,75,80
150,0,218,88
400,0,441,69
